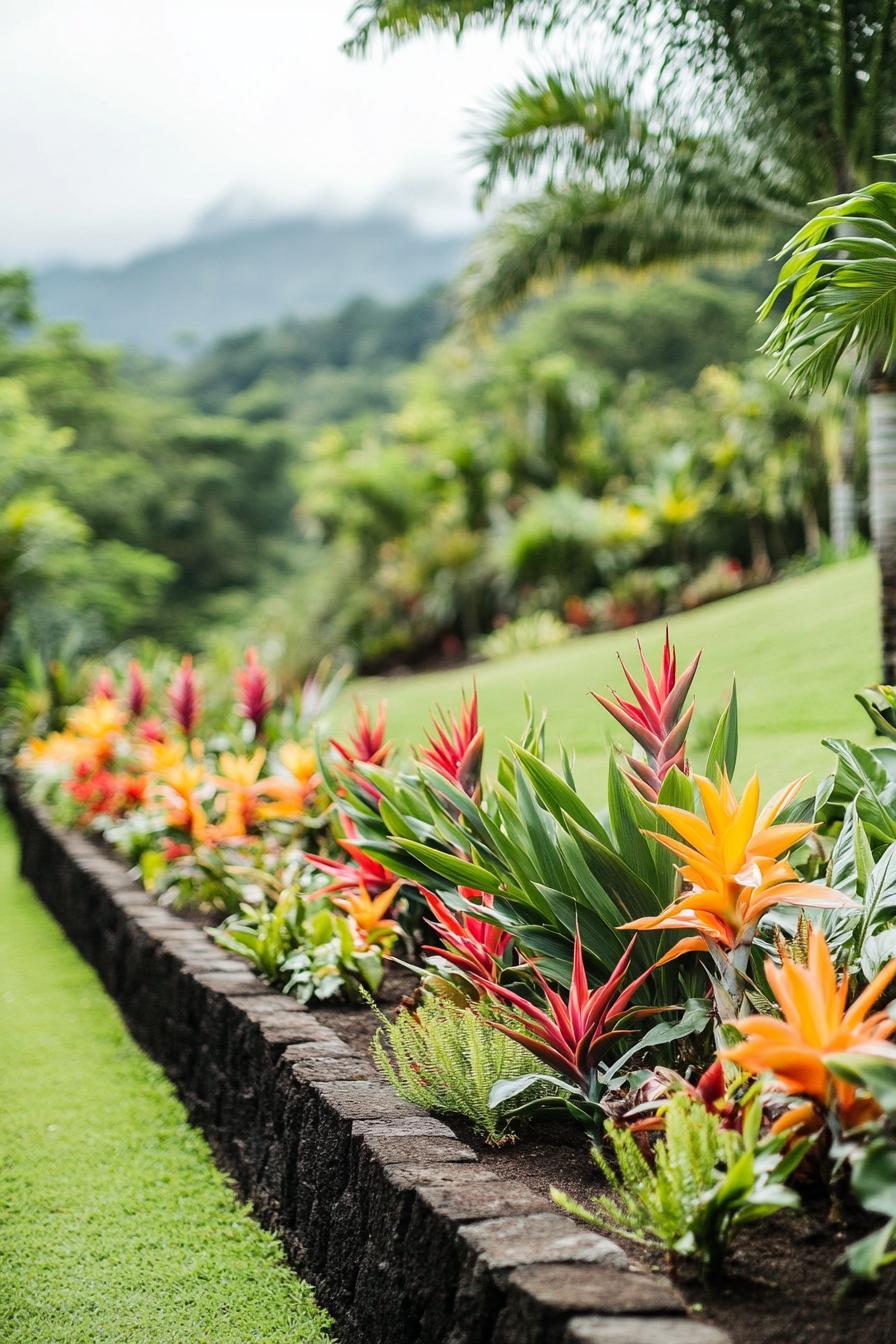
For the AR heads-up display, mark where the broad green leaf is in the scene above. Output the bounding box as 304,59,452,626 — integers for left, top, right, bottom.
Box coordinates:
704,679,738,781
606,753,657,890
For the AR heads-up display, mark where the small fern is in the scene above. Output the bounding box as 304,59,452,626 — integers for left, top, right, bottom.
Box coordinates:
370,997,559,1144
553,1092,807,1276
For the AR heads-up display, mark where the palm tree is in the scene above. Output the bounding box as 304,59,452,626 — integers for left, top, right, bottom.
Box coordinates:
348,2,896,549
761,174,896,679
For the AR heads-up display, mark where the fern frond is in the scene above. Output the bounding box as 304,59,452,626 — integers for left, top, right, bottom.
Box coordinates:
371,996,559,1143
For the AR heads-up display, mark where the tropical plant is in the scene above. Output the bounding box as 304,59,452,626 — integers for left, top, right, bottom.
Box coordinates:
349,2,896,552
477,929,661,1130
370,994,560,1143
826,1047,896,1279
722,927,896,1132
476,610,572,660
592,634,699,802
213,885,394,1002
761,175,896,678
553,1090,808,1277
625,772,851,1015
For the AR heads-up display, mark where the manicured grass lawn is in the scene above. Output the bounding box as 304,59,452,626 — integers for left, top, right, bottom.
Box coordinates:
345,555,879,803
0,815,332,1344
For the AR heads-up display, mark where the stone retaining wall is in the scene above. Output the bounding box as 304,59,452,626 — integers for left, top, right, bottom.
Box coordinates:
6,781,730,1344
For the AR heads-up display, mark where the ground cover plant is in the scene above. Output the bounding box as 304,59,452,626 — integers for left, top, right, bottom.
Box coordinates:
9,583,896,1309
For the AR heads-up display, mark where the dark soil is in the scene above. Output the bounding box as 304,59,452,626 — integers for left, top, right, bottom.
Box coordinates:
313,961,896,1344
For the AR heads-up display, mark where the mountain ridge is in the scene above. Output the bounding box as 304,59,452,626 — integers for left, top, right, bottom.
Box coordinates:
35,211,469,355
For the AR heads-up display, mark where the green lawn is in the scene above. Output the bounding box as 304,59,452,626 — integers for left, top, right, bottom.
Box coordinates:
0,815,331,1344
344,555,879,803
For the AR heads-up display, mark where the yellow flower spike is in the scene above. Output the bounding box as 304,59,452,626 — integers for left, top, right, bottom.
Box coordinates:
622,771,853,952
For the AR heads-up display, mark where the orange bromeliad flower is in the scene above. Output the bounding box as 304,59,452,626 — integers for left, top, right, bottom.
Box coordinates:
211,749,268,836
256,741,319,821
332,879,401,948
622,772,851,956
722,927,896,1128
154,760,209,842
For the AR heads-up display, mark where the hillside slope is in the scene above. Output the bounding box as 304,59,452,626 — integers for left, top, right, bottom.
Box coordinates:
343,557,879,804
36,213,468,354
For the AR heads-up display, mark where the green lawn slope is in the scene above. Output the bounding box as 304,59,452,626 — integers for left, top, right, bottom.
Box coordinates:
0,816,332,1344
345,555,878,803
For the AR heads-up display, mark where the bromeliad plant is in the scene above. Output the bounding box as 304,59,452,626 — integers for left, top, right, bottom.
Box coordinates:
624,771,853,1016
475,930,661,1133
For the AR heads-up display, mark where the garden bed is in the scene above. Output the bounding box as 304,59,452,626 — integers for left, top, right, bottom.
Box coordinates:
5,779,734,1344
8,779,895,1344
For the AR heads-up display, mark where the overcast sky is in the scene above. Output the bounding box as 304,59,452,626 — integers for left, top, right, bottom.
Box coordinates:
0,1,562,266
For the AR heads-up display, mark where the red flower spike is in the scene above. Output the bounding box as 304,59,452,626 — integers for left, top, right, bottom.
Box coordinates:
419,689,484,799
167,654,202,736
303,814,396,895
421,885,513,984
474,932,657,1090
593,630,700,802
236,648,272,738
127,660,149,718
332,700,391,770
91,668,116,701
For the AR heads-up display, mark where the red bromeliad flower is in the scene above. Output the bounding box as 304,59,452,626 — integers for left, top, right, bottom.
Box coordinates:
236,647,273,738
475,933,657,1091
167,655,202,736
331,701,391,800
304,814,396,895
332,700,390,769
593,631,700,802
421,886,514,983
91,668,117,701
419,690,484,799
137,716,167,744
127,659,149,718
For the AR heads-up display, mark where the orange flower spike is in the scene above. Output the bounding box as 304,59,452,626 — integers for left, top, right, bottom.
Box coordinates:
722,928,896,1122
623,772,851,948
332,879,401,936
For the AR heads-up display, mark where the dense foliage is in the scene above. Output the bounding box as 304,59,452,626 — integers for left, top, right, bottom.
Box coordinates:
12,629,896,1281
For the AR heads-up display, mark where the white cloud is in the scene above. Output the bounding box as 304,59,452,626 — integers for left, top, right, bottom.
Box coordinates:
0,0,557,264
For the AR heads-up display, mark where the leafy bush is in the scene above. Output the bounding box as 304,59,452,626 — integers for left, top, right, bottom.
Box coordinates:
553,1092,808,1277
476,611,572,660
370,995,560,1143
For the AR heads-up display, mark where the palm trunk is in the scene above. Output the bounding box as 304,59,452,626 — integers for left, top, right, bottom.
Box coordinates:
868,375,896,682
830,394,858,554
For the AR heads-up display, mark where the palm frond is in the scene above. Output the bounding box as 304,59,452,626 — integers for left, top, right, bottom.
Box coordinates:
345,1,577,53
762,179,896,393
459,181,773,320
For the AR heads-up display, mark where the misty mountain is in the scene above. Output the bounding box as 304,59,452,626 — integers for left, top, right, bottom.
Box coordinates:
34,212,469,355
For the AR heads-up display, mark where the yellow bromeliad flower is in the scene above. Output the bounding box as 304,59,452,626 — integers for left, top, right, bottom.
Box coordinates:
210,749,268,835
67,695,127,743
256,741,319,821
722,927,896,1128
17,731,84,769
621,772,852,954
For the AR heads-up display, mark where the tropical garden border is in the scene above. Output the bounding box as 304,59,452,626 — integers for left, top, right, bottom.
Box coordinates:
4,775,732,1344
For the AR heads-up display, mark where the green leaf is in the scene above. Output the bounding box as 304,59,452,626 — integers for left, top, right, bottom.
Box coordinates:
489,1073,577,1108
704,680,738,781
606,752,657,890
826,1053,896,1115
600,998,712,1084
844,1218,896,1280
391,837,510,896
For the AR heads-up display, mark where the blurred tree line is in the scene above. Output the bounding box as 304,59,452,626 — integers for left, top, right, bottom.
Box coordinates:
0,262,858,682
